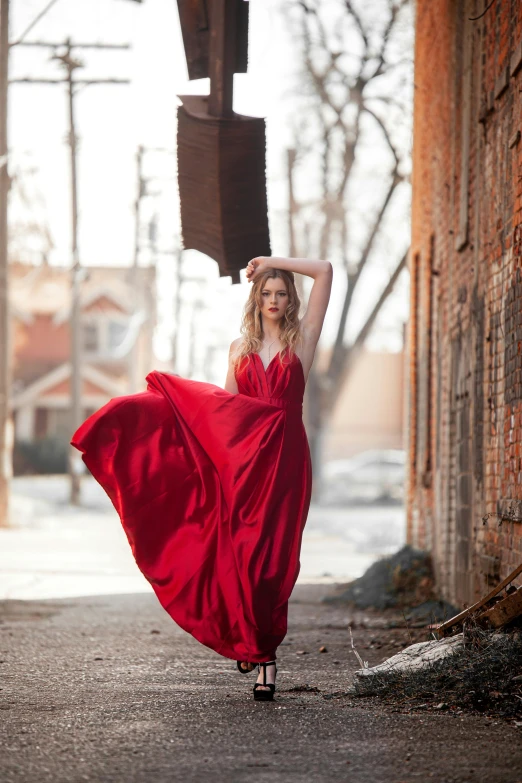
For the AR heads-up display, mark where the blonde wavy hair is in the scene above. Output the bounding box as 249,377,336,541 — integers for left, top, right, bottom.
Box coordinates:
233,269,302,369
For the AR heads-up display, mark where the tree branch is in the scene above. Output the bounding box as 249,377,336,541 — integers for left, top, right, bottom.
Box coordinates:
363,104,401,168
369,0,410,79
327,167,401,376
344,0,369,52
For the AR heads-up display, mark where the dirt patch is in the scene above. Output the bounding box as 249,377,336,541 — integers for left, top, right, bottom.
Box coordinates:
323,545,457,619
0,600,68,623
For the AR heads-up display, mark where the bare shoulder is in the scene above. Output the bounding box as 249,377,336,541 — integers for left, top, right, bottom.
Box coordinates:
225,338,243,393
229,337,244,360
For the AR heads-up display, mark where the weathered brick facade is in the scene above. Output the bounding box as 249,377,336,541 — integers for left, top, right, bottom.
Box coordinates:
408,0,522,606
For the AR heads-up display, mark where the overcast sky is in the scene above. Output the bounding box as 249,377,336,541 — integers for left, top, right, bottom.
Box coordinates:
8,0,411,382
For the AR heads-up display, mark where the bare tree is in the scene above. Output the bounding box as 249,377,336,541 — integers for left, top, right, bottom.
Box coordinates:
285,0,412,486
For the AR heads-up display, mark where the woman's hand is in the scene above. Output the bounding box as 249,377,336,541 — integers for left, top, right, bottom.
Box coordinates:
245,256,270,282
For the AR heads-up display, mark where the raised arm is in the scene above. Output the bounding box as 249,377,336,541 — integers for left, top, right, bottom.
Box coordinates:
246,256,333,377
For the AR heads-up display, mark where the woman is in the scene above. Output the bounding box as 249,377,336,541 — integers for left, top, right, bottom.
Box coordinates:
71,255,332,702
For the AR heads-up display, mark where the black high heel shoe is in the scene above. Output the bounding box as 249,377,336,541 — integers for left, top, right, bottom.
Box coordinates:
236,660,257,674
253,661,277,701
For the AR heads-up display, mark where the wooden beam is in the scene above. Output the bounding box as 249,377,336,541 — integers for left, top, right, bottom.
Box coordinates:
436,562,522,635
208,0,236,118
479,587,522,629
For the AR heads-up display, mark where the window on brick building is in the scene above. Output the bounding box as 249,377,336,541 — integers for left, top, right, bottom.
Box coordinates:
34,407,48,439
81,316,129,358
82,323,99,352
107,320,128,353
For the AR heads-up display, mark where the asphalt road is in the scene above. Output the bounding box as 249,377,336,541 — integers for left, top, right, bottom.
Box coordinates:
2,585,522,783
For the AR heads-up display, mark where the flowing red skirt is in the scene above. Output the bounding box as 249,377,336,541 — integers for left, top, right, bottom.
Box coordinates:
71,351,312,662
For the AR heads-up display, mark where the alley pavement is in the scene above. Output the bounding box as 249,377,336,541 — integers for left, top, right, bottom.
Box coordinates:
2,586,522,783
2,477,521,782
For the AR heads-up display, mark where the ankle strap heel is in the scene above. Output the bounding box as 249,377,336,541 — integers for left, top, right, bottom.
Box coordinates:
236,660,256,674
253,661,277,702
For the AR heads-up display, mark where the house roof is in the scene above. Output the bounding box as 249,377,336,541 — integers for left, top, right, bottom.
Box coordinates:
52,285,133,325
11,362,126,409
9,261,155,319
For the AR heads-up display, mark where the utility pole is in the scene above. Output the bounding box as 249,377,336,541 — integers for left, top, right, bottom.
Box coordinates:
187,297,205,379
130,144,144,393
0,0,9,527
164,251,208,378
172,247,183,372
152,242,183,374
11,39,129,505
63,42,82,508
130,146,171,392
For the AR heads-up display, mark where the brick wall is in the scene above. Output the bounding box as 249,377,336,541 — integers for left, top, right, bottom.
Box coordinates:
409,0,522,606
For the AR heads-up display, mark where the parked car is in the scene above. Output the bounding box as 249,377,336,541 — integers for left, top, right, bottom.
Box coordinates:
320,449,406,505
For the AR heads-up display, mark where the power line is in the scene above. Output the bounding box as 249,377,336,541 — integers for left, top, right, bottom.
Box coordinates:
10,0,62,48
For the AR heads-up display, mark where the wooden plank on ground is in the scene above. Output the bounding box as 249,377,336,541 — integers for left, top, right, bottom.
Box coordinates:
479,587,522,628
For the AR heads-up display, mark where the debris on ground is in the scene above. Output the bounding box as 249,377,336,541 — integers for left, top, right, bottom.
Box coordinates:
286,685,321,693
322,690,352,700
355,634,464,677
436,562,522,636
480,586,522,628
403,600,459,626
346,561,522,721
352,622,522,722
323,545,457,618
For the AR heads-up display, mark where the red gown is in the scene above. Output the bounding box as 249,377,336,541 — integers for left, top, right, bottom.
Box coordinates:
70,348,312,663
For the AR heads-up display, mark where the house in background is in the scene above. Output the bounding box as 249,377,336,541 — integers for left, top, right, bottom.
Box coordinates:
9,261,157,469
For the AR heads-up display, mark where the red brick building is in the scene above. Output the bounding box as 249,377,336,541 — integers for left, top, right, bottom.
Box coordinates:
408,0,522,606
